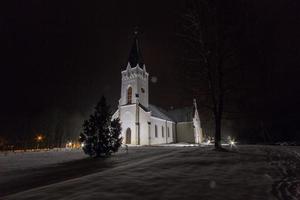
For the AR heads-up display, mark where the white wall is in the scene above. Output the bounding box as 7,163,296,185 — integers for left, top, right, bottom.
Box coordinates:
119,105,137,145
120,65,149,108
116,104,175,145
138,107,151,145
150,116,175,145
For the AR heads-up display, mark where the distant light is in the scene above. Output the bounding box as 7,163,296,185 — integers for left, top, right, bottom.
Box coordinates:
66,141,73,148
36,135,43,141
81,143,85,148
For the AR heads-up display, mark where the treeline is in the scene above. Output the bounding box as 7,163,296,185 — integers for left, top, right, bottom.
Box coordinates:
0,109,85,150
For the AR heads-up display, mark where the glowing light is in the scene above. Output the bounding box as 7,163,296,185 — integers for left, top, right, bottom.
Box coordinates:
36,135,43,142
66,141,73,148
81,143,85,148
228,138,237,148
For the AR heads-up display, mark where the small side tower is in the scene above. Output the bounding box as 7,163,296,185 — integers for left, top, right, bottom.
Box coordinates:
193,99,203,143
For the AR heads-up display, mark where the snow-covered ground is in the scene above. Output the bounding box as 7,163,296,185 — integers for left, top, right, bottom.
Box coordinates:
1,145,300,200
0,149,86,173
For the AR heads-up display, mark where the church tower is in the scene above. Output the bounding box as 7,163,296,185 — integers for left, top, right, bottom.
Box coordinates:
120,29,149,108
117,29,150,145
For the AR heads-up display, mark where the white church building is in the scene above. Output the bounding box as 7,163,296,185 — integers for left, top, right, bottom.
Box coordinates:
112,31,203,145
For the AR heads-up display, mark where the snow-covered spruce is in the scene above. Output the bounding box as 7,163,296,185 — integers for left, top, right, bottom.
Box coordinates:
79,96,122,157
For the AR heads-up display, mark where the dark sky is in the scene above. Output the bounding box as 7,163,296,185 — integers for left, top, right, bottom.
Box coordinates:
0,1,185,113
0,1,300,141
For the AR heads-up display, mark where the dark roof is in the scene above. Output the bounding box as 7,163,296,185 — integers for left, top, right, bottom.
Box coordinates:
149,104,174,121
167,106,194,122
127,28,144,68
138,104,194,122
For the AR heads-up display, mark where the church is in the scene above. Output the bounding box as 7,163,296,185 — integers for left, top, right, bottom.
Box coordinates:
112,31,203,145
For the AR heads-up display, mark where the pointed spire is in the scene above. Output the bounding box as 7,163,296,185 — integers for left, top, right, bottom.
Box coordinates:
128,26,144,68
193,98,199,118
126,62,131,70
193,98,198,110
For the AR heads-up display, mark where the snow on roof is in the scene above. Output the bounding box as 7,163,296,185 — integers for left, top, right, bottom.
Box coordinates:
148,104,174,122
167,106,194,122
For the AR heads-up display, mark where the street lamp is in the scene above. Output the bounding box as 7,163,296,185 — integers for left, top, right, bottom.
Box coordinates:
37,136,42,141
36,135,43,150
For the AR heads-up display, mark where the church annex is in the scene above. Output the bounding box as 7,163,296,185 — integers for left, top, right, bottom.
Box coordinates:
112,31,203,145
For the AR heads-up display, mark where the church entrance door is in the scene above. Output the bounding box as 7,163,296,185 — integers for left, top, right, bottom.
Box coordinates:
126,128,131,144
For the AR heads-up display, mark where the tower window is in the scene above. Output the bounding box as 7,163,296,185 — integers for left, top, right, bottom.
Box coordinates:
155,125,158,138
127,87,132,104
141,88,145,93
162,126,164,137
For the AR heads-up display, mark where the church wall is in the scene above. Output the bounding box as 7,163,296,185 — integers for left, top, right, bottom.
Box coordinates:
138,107,151,145
119,105,137,145
120,67,149,108
172,123,177,143
150,116,175,145
176,122,195,143
136,75,149,108
167,121,175,143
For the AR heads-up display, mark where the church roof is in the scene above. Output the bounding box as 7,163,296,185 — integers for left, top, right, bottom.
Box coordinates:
138,104,195,123
142,104,195,123
127,28,144,68
167,106,194,122
148,104,174,122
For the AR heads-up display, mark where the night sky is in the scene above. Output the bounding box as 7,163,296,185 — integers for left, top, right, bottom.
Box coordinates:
0,1,300,142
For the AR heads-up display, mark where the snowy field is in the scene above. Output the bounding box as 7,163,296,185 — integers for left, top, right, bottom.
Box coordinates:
1,145,300,200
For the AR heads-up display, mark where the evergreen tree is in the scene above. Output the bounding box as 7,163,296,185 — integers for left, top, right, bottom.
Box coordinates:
79,96,122,157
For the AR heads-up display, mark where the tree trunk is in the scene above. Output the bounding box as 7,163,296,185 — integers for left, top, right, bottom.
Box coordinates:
214,112,222,149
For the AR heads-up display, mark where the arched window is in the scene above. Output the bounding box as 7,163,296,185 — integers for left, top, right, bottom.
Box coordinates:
127,87,132,104
155,125,158,138
126,128,131,144
162,126,164,137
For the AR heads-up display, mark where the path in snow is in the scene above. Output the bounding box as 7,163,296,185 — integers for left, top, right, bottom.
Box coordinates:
1,145,300,200
0,147,177,197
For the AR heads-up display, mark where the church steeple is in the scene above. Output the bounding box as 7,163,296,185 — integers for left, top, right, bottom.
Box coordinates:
128,27,144,68
120,28,149,108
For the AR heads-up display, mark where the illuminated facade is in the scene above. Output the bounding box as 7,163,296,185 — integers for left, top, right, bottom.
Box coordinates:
112,31,203,145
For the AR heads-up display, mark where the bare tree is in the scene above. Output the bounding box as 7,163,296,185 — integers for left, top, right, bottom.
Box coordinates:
180,0,244,149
